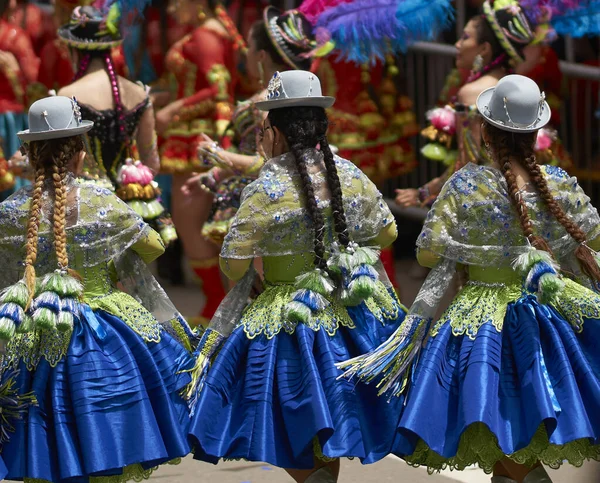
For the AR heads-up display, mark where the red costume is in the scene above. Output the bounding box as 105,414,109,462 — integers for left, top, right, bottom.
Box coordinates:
9,2,55,56
160,24,240,173
0,19,38,113
315,57,418,185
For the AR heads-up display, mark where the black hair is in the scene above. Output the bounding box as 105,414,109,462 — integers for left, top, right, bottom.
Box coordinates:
473,15,509,67
267,106,350,270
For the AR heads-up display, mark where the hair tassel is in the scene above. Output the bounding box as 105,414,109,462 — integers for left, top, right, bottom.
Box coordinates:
284,268,334,324
31,270,83,332
513,248,564,303
0,280,31,341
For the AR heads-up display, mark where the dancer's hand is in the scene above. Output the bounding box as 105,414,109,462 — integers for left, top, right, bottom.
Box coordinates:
155,100,183,135
0,51,20,72
182,171,217,197
197,134,234,169
395,188,420,208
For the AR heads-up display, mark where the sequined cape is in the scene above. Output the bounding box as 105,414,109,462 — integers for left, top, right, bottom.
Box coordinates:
405,162,600,342
221,149,393,260
0,177,189,351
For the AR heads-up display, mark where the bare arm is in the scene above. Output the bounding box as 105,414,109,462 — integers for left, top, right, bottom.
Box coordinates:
136,104,160,173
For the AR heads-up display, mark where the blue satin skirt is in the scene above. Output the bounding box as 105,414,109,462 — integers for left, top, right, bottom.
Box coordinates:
395,296,600,470
189,301,406,469
1,309,193,482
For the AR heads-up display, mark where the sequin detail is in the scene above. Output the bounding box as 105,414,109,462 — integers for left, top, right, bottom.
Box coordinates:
363,283,406,323
87,292,162,343
241,284,355,340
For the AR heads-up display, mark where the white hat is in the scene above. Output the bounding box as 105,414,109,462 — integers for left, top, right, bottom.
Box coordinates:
476,74,551,133
255,71,335,111
18,96,93,142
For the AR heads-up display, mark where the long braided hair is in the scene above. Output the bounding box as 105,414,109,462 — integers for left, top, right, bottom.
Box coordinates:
267,106,350,271
23,136,84,306
484,122,600,283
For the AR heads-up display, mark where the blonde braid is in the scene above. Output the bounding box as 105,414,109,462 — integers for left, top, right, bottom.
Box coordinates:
24,137,84,303
23,150,47,308
51,138,82,280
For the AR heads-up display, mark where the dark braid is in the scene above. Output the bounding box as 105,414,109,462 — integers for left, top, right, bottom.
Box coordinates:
268,106,351,269
319,135,350,247
486,123,600,283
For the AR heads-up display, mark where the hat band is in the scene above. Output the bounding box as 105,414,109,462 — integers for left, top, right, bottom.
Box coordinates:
39,98,82,132
486,92,546,129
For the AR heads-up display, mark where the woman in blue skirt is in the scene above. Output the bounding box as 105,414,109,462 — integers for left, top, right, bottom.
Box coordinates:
341,74,600,482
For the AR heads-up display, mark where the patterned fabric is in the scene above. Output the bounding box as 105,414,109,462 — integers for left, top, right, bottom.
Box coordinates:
80,97,150,184
160,27,238,173
221,149,394,259
385,163,600,472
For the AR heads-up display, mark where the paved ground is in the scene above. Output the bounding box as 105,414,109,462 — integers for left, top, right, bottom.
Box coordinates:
156,259,600,482
152,454,600,482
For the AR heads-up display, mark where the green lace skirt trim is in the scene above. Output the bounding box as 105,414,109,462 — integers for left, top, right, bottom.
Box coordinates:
241,284,355,340
2,292,162,371
430,281,521,340
86,291,162,343
364,282,406,322
24,458,181,483
405,422,600,474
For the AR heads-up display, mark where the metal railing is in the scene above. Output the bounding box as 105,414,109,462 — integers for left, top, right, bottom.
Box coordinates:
389,41,600,205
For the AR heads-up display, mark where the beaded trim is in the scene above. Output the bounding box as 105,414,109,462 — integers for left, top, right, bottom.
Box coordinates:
265,10,303,70
482,1,532,65
466,280,507,288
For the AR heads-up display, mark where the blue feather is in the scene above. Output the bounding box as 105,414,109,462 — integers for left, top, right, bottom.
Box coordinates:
552,2,600,37
317,0,455,63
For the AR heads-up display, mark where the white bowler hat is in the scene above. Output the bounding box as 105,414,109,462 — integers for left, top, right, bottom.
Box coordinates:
476,74,551,133
255,70,335,111
18,96,93,142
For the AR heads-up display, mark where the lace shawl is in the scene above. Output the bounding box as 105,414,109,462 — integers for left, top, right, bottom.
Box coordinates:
413,162,600,338
213,149,394,337
221,149,393,260
0,177,183,327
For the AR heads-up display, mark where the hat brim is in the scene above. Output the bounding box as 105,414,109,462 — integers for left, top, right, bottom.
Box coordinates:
476,86,551,133
58,26,122,50
255,96,335,111
18,121,94,142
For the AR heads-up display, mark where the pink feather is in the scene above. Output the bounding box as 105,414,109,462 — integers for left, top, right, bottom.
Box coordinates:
299,0,353,24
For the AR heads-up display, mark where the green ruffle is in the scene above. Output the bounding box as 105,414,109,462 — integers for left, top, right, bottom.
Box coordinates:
86,291,162,343
551,278,600,333
431,281,521,340
405,422,600,474
241,284,355,340
2,292,163,371
364,283,406,323
24,458,181,483
241,280,401,340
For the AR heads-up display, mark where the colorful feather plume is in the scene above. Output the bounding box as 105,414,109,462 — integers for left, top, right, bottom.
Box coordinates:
519,0,600,37
313,0,455,63
298,0,353,23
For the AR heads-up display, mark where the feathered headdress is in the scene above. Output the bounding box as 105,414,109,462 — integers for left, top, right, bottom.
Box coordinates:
523,0,600,37
299,0,455,64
